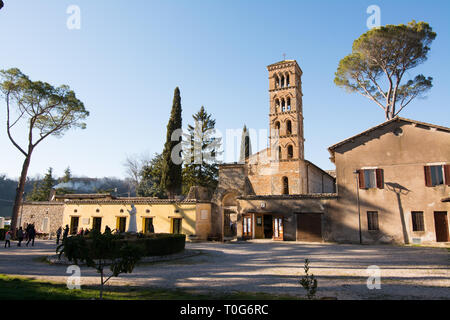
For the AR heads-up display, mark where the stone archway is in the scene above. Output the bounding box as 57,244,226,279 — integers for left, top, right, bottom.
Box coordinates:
222,191,239,240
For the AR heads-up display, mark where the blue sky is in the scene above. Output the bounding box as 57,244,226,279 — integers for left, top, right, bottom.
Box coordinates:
0,0,449,179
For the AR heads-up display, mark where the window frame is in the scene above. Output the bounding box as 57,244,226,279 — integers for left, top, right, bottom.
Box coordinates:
367,211,379,231
411,211,425,232
425,165,449,187
358,169,384,190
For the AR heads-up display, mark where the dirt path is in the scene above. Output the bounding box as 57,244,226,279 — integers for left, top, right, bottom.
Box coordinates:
0,240,448,299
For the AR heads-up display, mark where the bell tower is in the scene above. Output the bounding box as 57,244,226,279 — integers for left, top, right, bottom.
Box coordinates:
267,60,307,194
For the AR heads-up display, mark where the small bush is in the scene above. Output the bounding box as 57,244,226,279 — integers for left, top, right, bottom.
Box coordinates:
0,229,5,241
299,259,318,300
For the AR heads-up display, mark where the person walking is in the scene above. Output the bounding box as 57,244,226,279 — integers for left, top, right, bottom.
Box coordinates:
26,225,36,247
62,225,69,242
17,227,24,247
56,227,62,245
4,230,11,248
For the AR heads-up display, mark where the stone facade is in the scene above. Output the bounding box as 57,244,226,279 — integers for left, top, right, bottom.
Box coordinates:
212,60,336,242
19,202,64,236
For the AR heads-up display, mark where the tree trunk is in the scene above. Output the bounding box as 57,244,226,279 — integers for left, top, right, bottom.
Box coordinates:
10,153,32,237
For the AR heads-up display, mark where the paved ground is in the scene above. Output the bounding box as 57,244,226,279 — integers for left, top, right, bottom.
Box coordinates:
0,240,449,300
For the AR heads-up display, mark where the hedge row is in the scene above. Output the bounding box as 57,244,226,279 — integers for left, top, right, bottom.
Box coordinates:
130,233,186,256
78,232,186,257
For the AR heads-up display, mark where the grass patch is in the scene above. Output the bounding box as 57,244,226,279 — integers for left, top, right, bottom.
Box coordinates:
0,274,299,300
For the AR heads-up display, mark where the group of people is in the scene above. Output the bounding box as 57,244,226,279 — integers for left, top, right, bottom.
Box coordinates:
3,224,37,248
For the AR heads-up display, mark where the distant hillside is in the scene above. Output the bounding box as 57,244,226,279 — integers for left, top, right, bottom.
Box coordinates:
0,175,134,217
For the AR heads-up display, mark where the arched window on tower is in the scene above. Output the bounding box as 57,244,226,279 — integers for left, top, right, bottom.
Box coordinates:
274,121,280,136
286,74,290,87
286,120,292,135
287,98,291,111
287,145,293,159
281,99,286,112
274,75,279,89
282,177,289,195
275,99,280,113
281,75,285,88
278,146,282,160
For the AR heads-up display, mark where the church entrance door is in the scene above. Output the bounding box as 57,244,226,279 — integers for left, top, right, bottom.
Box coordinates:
273,216,284,241
242,214,252,239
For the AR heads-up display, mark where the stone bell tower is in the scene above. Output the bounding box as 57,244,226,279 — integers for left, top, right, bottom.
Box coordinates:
267,60,307,194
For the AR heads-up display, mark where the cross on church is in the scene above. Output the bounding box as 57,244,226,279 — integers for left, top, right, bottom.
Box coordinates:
283,53,286,60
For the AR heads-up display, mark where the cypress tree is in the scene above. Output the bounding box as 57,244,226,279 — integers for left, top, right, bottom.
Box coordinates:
239,125,252,163
160,87,183,199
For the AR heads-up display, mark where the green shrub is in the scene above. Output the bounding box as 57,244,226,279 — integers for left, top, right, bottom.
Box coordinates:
0,229,5,241
299,259,318,300
138,233,186,256
78,233,185,257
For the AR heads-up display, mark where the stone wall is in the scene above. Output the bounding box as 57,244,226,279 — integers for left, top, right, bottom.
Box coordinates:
20,202,65,235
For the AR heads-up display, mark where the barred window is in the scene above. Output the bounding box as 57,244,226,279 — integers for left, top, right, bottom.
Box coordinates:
412,211,425,232
367,211,379,231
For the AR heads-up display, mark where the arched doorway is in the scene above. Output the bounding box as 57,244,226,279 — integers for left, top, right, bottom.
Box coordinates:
222,192,238,240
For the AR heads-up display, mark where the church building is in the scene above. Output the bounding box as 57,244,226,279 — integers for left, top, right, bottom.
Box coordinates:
211,59,450,244
212,60,336,242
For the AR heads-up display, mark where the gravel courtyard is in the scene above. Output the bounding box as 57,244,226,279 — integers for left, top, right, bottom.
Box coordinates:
0,240,448,300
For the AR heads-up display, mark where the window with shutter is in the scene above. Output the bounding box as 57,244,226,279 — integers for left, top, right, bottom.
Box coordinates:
424,166,432,187
376,169,384,189
359,169,381,189
358,170,365,189
444,165,450,186
425,165,445,187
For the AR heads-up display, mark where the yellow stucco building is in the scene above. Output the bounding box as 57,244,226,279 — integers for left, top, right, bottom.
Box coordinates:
18,190,213,241
60,196,212,240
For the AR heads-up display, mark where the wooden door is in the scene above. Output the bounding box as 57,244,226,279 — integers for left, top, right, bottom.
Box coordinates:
172,218,182,234
434,212,449,242
297,213,322,242
92,217,102,232
116,217,126,233
242,214,252,239
70,217,79,235
255,214,264,239
273,216,284,241
143,218,153,234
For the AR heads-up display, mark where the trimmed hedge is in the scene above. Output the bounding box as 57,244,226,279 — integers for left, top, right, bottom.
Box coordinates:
136,233,186,256
79,233,186,257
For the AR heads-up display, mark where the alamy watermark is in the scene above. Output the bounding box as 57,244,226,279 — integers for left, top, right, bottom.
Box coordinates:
366,5,381,30
66,265,81,290
66,5,81,30
366,265,381,290
168,124,281,174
